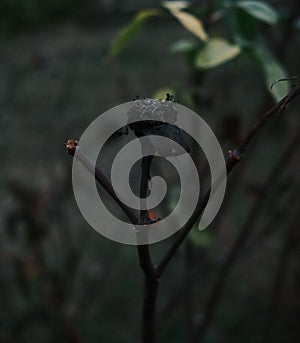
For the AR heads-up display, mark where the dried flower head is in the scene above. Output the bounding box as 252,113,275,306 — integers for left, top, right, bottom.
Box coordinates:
127,97,178,137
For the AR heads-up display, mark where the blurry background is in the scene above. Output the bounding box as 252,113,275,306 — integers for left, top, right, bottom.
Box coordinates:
0,0,300,342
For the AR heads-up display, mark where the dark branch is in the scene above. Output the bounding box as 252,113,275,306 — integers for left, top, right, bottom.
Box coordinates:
157,83,300,277
138,149,159,343
66,139,159,342
192,123,300,341
66,140,139,225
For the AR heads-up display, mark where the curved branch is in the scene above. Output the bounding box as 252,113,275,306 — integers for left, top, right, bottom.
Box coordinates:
66,83,300,343
66,139,158,343
157,84,300,277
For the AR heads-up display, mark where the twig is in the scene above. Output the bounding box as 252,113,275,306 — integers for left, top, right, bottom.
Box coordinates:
193,126,300,342
66,139,158,342
157,84,300,277
66,140,139,226
159,183,296,329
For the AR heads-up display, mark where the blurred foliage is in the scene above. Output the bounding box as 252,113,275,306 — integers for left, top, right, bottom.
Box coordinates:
109,0,289,101
108,9,159,59
194,37,241,68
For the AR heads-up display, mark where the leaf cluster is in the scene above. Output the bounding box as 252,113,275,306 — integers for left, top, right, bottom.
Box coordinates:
109,0,290,101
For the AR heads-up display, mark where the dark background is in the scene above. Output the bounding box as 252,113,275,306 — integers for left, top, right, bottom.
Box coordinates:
0,0,300,342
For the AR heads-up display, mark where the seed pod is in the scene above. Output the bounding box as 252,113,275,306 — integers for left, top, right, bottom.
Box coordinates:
127,97,190,155
127,98,178,137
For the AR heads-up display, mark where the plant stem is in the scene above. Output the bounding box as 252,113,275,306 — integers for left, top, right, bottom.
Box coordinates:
157,84,300,277
193,128,300,342
142,276,159,343
66,83,300,343
138,149,159,343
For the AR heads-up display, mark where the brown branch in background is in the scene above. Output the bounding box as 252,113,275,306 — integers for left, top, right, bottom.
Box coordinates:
7,181,84,343
262,207,300,343
240,189,299,263
193,125,300,342
157,83,300,277
159,185,296,332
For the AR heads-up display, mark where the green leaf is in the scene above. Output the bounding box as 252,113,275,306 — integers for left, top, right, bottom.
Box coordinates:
108,9,159,58
235,1,278,25
169,39,198,53
162,1,208,42
227,7,258,45
195,38,241,69
253,48,289,101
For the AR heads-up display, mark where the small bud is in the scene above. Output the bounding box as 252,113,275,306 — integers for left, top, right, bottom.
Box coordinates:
65,139,78,156
228,149,242,161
